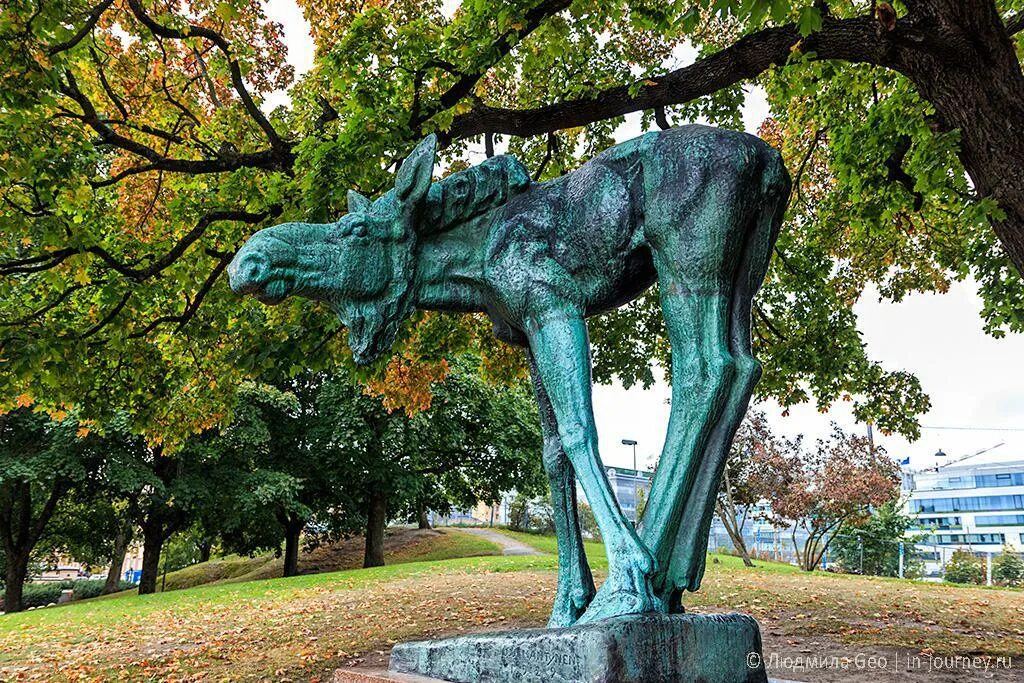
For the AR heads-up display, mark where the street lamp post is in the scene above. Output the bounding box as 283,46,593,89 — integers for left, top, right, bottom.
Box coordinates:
621,439,638,472
621,438,640,524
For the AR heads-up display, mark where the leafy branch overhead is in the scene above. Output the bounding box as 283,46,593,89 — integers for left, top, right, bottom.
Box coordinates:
2,0,1023,438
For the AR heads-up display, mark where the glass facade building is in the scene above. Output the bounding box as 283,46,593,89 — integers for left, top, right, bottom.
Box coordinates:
902,455,1024,578
602,467,653,523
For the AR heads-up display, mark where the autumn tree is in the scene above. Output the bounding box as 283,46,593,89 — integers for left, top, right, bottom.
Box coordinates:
6,0,1024,443
762,425,900,571
715,411,782,567
0,408,100,613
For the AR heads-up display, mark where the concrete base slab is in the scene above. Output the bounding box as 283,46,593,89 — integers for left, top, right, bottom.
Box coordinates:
385,612,769,683
333,670,802,683
333,669,446,683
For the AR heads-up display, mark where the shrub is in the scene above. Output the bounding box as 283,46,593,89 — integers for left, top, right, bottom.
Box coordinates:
13,579,136,610
943,550,985,585
993,549,1024,588
507,493,531,532
578,502,601,542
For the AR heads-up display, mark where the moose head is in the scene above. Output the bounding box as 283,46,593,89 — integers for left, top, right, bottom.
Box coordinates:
228,135,437,364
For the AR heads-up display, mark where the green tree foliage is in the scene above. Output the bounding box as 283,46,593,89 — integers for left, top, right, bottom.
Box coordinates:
992,548,1024,587
943,549,986,585
44,494,136,594
5,1,1024,443
0,408,100,613
830,500,921,577
309,356,544,567
199,358,544,572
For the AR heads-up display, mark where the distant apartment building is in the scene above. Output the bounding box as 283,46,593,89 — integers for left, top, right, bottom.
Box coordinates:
34,544,145,584
901,455,1024,576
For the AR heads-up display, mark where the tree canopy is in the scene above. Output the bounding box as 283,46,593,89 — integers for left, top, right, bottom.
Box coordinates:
2,0,1023,441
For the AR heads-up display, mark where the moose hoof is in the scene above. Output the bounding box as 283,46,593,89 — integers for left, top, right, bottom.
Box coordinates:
547,586,595,628
574,573,665,625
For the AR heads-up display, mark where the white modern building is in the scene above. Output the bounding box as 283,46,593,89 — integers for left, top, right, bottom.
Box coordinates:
604,466,653,522
901,453,1024,577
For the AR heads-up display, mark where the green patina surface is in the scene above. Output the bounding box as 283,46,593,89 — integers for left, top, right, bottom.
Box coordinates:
228,125,790,634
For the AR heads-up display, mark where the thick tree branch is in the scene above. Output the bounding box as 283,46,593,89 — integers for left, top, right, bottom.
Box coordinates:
124,0,290,158
46,0,114,55
60,72,284,180
444,16,889,142
411,0,573,131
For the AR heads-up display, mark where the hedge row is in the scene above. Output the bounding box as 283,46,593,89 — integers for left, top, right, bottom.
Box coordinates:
3,579,137,610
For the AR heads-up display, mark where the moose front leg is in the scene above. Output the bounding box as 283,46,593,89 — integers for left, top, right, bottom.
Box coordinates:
526,315,664,624
528,352,596,627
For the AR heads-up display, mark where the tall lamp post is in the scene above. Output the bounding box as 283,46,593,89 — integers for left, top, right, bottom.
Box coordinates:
621,438,640,524
621,439,638,472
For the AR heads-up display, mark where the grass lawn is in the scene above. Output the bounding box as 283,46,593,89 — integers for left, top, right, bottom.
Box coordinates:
2,530,1021,682
156,528,502,593
495,528,803,575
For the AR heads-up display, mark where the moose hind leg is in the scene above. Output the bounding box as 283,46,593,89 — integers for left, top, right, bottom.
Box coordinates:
662,299,761,600
637,286,736,594
528,352,596,627
664,160,788,598
636,158,753,595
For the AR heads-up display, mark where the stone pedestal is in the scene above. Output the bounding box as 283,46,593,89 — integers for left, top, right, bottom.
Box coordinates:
385,612,768,683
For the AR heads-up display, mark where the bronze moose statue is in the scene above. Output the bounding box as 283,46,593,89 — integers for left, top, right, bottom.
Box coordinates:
229,125,790,627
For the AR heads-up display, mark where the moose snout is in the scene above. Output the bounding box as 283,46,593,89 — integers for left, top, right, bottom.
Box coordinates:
227,248,272,295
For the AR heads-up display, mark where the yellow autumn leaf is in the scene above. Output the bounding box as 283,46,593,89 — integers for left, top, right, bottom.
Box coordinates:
15,393,33,407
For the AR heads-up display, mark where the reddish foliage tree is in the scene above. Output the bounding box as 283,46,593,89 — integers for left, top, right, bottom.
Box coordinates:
715,411,783,567
761,426,900,572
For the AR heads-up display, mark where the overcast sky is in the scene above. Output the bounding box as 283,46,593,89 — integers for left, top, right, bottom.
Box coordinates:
263,0,1024,471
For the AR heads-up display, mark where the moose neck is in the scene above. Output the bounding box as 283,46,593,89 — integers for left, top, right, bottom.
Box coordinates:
413,221,489,314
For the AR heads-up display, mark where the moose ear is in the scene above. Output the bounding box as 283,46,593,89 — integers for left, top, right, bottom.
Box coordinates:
347,189,371,214
395,134,436,204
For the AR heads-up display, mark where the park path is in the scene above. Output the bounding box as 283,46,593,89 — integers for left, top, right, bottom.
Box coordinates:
457,528,544,556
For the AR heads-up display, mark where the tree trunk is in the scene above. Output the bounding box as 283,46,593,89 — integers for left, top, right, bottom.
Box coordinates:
2,551,29,614
138,516,164,594
0,480,67,612
198,540,212,564
282,516,304,578
417,499,431,530
363,490,388,568
716,502,755,568
102,525,131,595
895,2,1024,273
